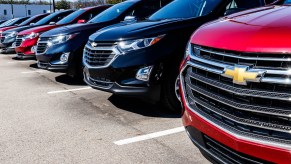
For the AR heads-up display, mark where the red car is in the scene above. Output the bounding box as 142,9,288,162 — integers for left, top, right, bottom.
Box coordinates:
180,4,291,164
15,6,109,59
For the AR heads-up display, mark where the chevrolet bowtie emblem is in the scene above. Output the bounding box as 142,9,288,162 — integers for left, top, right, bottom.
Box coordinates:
222,65,264,85
91,42,97,47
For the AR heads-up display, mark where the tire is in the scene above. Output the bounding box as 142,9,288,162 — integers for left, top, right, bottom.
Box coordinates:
161,64,182,113
67,49,84,81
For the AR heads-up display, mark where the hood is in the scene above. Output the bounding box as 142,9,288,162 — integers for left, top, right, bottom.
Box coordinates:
89,18,188,41
192,6,291,53
0,26,17,32
4,25,31,33
18,24,61,35
40,22,110,37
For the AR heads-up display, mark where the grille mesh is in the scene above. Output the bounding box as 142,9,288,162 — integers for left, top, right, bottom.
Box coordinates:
83,42,117,67
36,37,50,54
182,44,291,146
15,35,25,47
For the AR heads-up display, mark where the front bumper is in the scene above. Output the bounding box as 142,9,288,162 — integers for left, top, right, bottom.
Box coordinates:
37,60,68,72
84,67,161,101
15,37,38,56
0,39,15,52
15,46,34,56
182,99,291,163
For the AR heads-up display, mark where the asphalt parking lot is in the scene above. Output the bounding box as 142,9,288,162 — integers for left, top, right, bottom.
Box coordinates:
0,53,209,163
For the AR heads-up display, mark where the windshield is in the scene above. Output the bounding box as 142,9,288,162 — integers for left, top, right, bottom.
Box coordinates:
4,18,20,26
89,1,134,23
284,0,291,4
149,0,222,21
0,20,13,27
56,9,85,25
19,15,37,26
34,13,58,26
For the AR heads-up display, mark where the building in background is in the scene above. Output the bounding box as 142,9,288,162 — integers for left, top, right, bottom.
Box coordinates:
0,4,52,20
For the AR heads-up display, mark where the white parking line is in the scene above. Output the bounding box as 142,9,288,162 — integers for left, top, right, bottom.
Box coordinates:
114,127,185,145
47,87,92,94
21,70,47,74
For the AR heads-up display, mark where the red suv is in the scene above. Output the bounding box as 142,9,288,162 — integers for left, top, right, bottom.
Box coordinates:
180,4,291,164
15,6,109,59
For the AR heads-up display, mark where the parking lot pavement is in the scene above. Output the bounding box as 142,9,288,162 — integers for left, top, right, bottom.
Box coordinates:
0,53,210,163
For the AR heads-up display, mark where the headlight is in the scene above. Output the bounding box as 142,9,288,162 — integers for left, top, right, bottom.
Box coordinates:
24,32,39,39
184,42,191,59
48,34,77,45
117,34,165,53
6,31,18,38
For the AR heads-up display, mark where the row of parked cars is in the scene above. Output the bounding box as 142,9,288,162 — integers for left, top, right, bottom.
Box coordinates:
1,0,290,163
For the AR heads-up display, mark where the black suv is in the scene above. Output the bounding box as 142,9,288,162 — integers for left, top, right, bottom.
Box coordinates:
35,0,171,78
84,0,281,111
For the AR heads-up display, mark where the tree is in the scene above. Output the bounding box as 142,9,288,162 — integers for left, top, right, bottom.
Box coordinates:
55,0,70,9
106,0,122,4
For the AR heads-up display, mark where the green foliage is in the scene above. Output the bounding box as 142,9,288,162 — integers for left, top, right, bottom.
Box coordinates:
106,0,123,4
55,0,70,9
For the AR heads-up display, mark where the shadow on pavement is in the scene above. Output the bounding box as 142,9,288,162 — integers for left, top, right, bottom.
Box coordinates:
29,63,38,69
108,94,181,118
12,57,36,61
55,74,86,86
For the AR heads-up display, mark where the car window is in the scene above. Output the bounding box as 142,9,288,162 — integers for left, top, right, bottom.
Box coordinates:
19,15,47,26
56,10,85,25
14,17,28,25
284,0,291,4
149,0,223,21
81,8,109,22
125,0,172,20
226,0,264,9
89,1,135,23
35,11,72,26
50,11,73,24
30,14,48,23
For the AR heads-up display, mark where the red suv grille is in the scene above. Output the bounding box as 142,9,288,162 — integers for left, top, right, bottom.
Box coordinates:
181,44,291,149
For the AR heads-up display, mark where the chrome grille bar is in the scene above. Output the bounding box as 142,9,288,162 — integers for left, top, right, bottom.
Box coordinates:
196,46,291,62
181,44,291,148
83,42,119,69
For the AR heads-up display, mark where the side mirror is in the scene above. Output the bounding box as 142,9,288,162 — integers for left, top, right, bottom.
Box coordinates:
77,19,86,23
124,16,137,22
29,23,34,26
49,22,55,25
224,8,245,16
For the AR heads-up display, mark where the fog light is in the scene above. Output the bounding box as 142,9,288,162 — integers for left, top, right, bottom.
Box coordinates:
12,42,16,48
31,46,36,53
136,66,153,81
60,52,70,63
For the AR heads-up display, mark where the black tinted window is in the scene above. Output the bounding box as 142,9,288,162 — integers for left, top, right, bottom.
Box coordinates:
56,10,85,25
19,14,47,26
51,11,73,23
89,1,134,23
126,0,171,19
233,0,264,8
149,0,222,21
34,11,72,26
14,17,28,25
